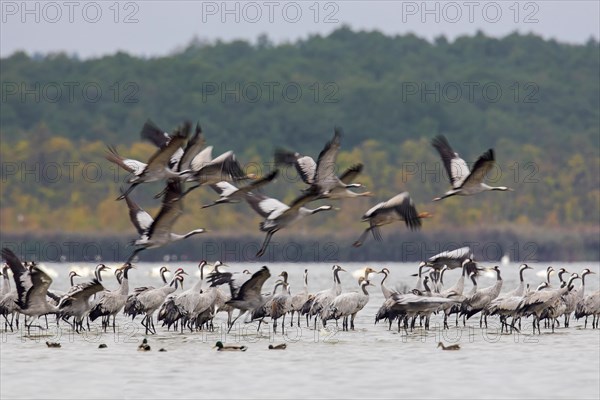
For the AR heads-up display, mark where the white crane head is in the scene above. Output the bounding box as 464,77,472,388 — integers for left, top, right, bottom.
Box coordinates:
567,273,580,286
519,263,533,271
173,267,188,276
278,271,289,282
117,263,135,271
581,268,596,277
175,274,185,290
333,265,346,273
68,271,81,279
95,264,110,273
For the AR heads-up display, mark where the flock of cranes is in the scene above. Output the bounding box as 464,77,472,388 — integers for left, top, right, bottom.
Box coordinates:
1,120,597,343
1,246,598,338
98,120,515,260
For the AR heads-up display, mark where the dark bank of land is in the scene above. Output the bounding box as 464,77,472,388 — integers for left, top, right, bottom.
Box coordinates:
2,227,598,263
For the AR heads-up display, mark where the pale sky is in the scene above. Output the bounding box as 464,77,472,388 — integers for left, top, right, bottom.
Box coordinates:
1,1,599,58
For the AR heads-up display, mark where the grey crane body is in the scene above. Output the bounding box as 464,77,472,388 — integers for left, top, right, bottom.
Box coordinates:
245,191,333,257
427,247,473,270
206,266,271,332
461,266,503,328
289,269,309,327
353,192,425,247
123,179,205,262
131,269,185,334
275,128,369,201
57,279,105,332
330,279,373,331
308,266,345,328
114,122,191,199
203,170,279,208
270,279,292,334
518,274,580,333
89,264,134,332
575,290,600,328
431,135,512,201
563,269,595,327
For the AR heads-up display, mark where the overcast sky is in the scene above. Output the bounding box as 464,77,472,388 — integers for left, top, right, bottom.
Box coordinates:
1,1,598,58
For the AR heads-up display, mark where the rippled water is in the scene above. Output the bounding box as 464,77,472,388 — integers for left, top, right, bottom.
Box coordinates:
1,261,599,399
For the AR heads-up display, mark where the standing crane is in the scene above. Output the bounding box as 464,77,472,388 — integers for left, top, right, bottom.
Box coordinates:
89,263,135,332
330,278,373,331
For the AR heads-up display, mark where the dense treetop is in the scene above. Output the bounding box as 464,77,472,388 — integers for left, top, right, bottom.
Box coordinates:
1,28,599,237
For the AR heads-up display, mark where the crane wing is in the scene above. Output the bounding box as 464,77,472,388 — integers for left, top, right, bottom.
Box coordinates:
146,181,184,240
339,163,364,184
122,188,154,236
245,192,287,218
314,128,342,190
460,149,495,189
431,135,470,188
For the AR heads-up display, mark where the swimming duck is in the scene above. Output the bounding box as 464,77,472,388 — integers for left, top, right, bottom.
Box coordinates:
268,344,287,350
437,342,460,351
138,338,151,351
46,342,61,348
98,344,107,349
214,341,247,351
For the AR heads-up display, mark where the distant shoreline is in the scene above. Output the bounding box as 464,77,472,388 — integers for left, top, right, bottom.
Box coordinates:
2,228,598,262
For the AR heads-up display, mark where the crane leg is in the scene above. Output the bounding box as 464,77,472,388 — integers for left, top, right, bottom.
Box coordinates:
352,228,371,247
256,231,275,258
227,310,245,334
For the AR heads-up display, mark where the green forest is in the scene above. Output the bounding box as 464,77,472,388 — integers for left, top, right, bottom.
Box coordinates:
1,28,599,261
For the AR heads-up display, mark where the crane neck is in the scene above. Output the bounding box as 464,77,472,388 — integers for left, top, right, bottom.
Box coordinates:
423,279,431,295
119,272,129,296
333,269,341,286
546,269,553,284
361,283,370,296
303,273,308,294
381,271,388,285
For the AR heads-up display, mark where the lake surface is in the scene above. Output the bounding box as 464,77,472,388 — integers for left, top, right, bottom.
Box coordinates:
1,261,599,399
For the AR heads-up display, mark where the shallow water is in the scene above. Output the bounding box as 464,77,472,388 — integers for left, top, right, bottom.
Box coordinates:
1,261,599,399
